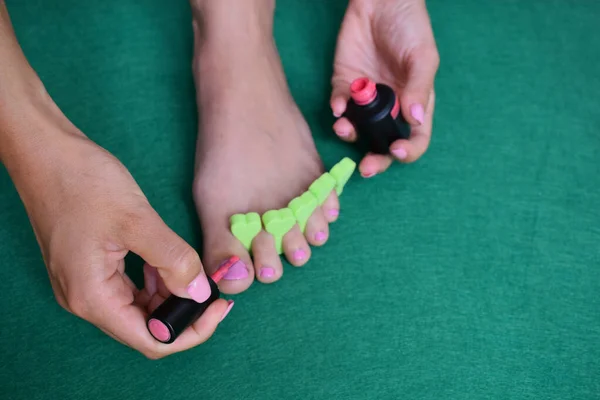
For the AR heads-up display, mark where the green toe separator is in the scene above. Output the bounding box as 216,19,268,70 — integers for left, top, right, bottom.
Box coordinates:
330,157,356,196
288,191,318,233
308,172,337,205
230,212,262,251
262,208,296,254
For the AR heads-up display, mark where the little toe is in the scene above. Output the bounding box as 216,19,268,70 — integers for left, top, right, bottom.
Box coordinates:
321,190,340,223
304,207,329,247
282,225,311,267
202,230,254,295
251,231,284,284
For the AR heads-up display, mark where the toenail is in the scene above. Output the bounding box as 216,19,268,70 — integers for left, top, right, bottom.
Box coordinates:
222,260,248,280
337,131,350,137
328,209,339,217
220,300,234,322
293,249,306,261
315,231,327,242
259,267,275,278
362,171,376,178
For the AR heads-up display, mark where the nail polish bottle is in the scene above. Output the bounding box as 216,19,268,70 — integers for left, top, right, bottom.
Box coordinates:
146,256,238,344
343,77,410,154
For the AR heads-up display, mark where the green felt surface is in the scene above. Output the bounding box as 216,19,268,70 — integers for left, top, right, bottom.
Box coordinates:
1,0,600,399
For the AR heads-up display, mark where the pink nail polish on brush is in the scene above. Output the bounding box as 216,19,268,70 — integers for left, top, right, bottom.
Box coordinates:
146,256,239,344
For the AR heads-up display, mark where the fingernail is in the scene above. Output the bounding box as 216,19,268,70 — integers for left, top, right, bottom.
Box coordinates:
362,171,376,178
328,209,339,217
186,273,212,303
220,300,234,322
410,103,424,124
315,231,327,241
293,249,306,261
260,267,275,278
333,111,341,118
223,260,249,280
337,131,350,137
392,147,408,160
144,264,158,296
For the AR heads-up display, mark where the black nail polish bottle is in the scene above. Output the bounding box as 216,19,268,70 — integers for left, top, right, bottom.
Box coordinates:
343,77,410,154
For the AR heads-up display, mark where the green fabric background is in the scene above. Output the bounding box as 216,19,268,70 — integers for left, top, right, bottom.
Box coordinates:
1,0,599,399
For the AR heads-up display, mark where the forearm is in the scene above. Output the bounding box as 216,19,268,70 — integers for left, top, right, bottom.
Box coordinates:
0,2,80,176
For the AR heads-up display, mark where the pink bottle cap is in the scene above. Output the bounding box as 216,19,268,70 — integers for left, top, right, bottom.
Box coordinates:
350,77,377,105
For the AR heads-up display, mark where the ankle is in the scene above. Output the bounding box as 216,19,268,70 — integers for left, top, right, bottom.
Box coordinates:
191,0,275,49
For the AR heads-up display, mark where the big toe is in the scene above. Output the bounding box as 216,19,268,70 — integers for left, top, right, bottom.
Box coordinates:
202,228,254,295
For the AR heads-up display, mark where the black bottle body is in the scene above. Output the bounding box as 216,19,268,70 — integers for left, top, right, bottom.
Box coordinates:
343,84,410,154
148,277,220,344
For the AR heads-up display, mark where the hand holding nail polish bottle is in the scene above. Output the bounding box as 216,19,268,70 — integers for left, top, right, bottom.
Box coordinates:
147,256,237,344
343,77,411,155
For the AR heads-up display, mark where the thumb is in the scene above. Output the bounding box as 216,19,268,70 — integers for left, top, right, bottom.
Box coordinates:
399,46,439,126
120,206,212,303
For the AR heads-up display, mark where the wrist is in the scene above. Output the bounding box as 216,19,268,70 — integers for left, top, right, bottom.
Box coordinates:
0,87,86,188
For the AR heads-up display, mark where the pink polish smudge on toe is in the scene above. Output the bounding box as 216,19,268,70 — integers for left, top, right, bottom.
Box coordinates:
260,267,275,278
148,318,171,342
220,300,235,322
328,209,339,217
223,261,248,280
293,249,306,261
315,231,327,242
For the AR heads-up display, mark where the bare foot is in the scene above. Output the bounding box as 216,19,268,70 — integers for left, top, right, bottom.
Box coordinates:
190,0,340,294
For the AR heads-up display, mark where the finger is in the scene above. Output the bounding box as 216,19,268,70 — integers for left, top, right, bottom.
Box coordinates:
102,299,229,359
358,153,393,178
390,90,435,163
118,205,212,303
90,267,230,358
143,263,158,297
399,45,439,126
332,117,357,142
330,76,352,118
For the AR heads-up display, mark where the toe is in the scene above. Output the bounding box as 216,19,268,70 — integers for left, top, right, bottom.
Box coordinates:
202,230,254,295
282,225,311,267
321,190,340,223
304,207,329,247
251,231,284,284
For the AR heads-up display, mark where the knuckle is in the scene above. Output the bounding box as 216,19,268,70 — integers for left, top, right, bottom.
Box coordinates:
65,291,90,318
170,245,201,277
116,210,145,238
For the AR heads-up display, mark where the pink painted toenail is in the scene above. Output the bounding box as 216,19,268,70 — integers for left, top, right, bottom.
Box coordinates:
293,249,306,261
223,260,248,280
362,171,376,178
315,231,327,241
328,209,339,217
220,300,234,322
260,267,275,278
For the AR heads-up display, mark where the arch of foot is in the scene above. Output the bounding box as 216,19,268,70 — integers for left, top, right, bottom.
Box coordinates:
229,157,357,262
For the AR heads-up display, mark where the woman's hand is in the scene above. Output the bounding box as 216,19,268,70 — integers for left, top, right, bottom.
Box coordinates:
330,0,439,177
3,119,230,359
